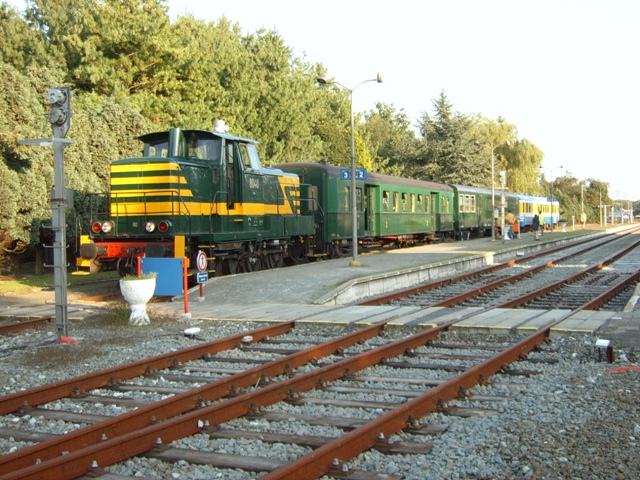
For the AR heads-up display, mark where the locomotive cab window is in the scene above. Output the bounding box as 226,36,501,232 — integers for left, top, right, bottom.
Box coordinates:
242,143,262,170
145,140,168,158
187,134,218,161
238,143,261,170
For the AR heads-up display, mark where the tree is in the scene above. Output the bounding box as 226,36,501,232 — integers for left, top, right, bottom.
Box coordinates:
416,90,483,185
362,103,421,176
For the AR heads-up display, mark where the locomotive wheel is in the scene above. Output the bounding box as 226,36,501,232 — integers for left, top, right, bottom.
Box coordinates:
116,257,134,277
225,258,238,275
261,253,281,270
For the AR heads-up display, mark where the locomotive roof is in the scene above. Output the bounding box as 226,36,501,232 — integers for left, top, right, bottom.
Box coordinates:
138,128,259,145
278,161,453,192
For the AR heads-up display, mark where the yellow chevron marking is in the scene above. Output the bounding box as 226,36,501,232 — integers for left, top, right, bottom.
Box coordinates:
111,175,187,185
110,189,194,198
112,163,182,172
110,201,295,216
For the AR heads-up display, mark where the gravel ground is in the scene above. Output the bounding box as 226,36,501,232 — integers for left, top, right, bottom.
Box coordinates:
1,305,639,480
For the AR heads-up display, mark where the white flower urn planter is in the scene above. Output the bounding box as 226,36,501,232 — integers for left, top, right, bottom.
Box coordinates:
119,277,156,326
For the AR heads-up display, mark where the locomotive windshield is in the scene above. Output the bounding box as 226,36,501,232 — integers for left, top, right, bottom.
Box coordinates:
146,139,168,158
187,133,220,161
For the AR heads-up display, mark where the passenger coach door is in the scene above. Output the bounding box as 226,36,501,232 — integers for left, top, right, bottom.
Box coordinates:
365,185,377,236
430,192,438,230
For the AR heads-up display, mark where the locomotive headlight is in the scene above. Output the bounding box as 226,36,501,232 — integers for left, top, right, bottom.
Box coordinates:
158,220,171,233
92,221,114,234
101,221,114,233
145,222,156,233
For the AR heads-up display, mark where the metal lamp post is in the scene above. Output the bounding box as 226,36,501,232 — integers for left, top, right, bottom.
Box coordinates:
478,141,508,240
317,73,384,266
540,165,563,232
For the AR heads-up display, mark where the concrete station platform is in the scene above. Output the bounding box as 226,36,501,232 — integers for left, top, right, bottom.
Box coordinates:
160,230,640,351
2,229,639,351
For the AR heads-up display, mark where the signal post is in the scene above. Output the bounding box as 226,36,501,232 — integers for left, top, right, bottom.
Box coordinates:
19,87,73,337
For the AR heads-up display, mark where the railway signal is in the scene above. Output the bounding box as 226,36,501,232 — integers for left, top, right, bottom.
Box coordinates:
45,87,72,138
18,87,74,338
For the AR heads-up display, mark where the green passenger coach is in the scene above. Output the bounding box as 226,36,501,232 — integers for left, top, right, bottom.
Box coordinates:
277,161,455,256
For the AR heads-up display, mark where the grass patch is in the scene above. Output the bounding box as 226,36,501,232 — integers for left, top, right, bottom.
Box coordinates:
0,270,120,294
19,303,178,369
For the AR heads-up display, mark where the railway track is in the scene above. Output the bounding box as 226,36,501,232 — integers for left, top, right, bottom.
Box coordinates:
1,233,638,478
363,227,640,311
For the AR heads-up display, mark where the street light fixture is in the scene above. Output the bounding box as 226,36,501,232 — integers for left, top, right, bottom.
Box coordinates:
478,141,509,240
317,73,384,266
539,165,563,232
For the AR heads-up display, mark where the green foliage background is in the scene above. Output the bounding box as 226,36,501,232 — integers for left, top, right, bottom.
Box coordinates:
0,0,626,268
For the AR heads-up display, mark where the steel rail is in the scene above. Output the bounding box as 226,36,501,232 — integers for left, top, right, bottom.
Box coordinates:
498,237,640,309
0,317,51,335
430,232,638,307
0,322,294,416
360,230,631,306
0,320,390,474
0,317,456,479
262,241,640,479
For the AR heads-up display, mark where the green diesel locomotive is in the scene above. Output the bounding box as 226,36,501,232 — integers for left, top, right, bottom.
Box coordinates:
78,124,314,277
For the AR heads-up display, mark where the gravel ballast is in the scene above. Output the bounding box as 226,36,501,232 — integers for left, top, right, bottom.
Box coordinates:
0,310,638,480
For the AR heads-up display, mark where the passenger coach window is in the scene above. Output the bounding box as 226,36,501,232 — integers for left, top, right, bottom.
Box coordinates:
344,187,350,210
393,192,399,212
425,196,430,213
402,193,407,211
471,195,476,213
383,191,390,210
417,194,423,211
441,196,450,213
410,194,415,212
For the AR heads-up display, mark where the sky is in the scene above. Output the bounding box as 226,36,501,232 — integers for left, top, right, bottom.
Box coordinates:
167,0,638,200
7,1,639,199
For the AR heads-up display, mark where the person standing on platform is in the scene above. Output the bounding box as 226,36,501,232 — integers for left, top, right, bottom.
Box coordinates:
538,211,544,236
532,213,540,240
505,210,517,239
